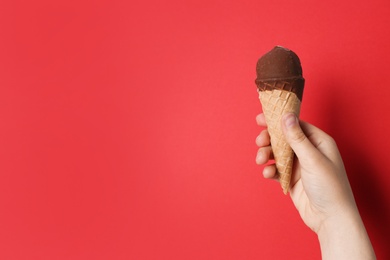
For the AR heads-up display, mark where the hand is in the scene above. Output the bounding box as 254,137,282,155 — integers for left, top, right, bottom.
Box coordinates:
256,112,355,232
255,112,376,259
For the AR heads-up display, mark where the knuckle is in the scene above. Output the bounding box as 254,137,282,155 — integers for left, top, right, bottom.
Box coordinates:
290,129,306,144
324,135,337,148
326,136,336,146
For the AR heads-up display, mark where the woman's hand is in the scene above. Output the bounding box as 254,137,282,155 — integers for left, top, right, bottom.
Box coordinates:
255,113,376,259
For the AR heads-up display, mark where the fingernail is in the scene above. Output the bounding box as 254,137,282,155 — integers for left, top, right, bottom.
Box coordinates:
284,113,297,128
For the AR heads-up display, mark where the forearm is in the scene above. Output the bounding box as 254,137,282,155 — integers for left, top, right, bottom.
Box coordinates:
317,210,376,260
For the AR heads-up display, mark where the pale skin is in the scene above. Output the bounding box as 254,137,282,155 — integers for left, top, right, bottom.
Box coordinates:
255,112,376,260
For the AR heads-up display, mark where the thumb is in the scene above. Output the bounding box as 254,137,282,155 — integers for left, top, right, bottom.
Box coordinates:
281,113,321,163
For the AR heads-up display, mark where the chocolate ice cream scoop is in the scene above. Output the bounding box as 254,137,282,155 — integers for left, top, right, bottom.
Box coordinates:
255,46,305,101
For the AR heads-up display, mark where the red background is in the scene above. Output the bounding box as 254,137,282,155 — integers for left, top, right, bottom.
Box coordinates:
1,0,390,259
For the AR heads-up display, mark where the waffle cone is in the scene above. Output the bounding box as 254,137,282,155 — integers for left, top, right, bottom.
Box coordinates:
259,89,301,194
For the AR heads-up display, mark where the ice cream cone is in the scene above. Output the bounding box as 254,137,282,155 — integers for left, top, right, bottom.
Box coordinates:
258,82,301,194
255,46,305,194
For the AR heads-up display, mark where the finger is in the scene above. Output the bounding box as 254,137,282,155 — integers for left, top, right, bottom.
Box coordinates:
263,164,279,181
256,146,273,165
300,121,332,149
300,121,341,164
281,113,324,166
256,113,267,126
256,129,270,147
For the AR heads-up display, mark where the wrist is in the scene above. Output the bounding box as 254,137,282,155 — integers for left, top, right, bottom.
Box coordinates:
317,209,376,260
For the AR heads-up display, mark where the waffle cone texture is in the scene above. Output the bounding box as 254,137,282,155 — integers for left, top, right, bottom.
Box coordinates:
259,86,301,194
